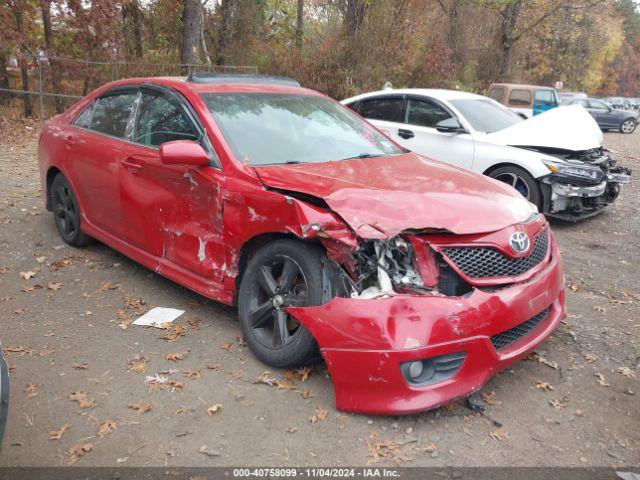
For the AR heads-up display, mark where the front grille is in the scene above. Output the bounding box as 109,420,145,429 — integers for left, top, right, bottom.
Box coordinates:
490,307,550,350
442,228,549,279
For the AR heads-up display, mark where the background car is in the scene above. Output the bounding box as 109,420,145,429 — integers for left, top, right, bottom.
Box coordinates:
342,88,631,220
567,97,638,133
558,91,587,104
487,83,559,118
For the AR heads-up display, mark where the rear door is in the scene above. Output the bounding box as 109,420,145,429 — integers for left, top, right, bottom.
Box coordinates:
348,95,405,139
400,96,475,170
66,88,138,238
120,85,226,281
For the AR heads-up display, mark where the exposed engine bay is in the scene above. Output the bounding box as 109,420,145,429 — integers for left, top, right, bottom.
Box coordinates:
524,146,631,220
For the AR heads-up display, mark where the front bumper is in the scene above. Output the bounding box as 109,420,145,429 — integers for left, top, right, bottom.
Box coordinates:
287,241,565,415
540,169,631,221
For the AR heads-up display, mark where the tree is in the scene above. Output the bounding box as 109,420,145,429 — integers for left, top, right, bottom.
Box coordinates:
180,0,202,70
296,0,303,48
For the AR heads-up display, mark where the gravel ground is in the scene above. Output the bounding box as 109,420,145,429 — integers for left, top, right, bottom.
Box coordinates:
0,124,638,468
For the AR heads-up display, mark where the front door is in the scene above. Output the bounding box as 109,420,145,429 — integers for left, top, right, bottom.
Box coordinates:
120,87,226,282
397,96,475,170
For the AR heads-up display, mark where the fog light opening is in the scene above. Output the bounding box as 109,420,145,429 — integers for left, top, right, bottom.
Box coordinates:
408,361,424,380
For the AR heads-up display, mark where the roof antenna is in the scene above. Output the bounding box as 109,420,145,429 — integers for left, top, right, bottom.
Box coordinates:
383,81,394,90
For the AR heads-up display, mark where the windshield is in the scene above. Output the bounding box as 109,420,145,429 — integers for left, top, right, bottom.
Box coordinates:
201,93,404,166
450,98,524,133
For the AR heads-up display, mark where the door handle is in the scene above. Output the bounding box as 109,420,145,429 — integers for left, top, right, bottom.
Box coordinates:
121,156,145,171
398,129,415,139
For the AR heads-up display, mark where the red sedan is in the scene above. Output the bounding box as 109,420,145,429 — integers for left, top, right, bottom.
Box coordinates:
38,74,565,414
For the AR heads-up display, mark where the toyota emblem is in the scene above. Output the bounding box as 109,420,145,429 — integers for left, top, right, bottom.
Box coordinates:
509,231,530,253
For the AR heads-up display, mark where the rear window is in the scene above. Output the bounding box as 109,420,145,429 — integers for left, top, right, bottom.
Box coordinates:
508,89,532,107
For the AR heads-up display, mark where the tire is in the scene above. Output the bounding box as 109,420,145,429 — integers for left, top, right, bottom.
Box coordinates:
238,239,331,367
487,165,542,210
50,174,94,247
620,118,637,134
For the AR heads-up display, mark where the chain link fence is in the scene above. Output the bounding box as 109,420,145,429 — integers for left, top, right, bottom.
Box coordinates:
0,54,257,123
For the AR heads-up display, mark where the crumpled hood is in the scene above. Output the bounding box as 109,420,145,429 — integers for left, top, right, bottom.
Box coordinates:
254,153,536,238
486,105,603,151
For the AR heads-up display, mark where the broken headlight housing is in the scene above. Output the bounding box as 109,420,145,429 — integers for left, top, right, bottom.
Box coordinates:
543,160,604,183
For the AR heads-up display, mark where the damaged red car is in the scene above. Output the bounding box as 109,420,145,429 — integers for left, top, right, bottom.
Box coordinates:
38,74,565,415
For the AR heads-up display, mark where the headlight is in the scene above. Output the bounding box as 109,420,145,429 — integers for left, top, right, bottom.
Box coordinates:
543,160,603,181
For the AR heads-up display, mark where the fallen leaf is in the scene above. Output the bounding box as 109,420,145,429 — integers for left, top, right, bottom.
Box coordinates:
98,420,117,437
25,383,38,398
584,353,597,364
128,402,153,414
69,391,96,409
49,424,70,440
174,407,193,415
275,379,296,390
298,366,313,382
236,336,246,347
490,429,509,441
309,406,328,424
549,397,568,409
161,324,186,341
72,362,88,370
595,372,610,386
127,356,149,374
221,342,233,352
165,352,186,362
286,426,298,433
183,369,202,379
68,442,93,465
299,389,312,399
574,409,585,417
187,317,201,330
255,371,277,386
207,363,220,371
207,404,223,416
13,306,28,315
4,345,33,356
535,381,554,391
35,256,46,264
593,305,607,313
416,442,438,453
123,295,145,309
528,353,559,370
0,266,9,274
617,366,636,379
47,282,63,291
20,271,36,280
481,391,502,405
366,432,400,464
98,281,120,291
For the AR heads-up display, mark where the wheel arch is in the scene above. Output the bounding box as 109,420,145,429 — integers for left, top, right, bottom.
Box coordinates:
45,166,63,211
483,161,534,177
233,232,323,303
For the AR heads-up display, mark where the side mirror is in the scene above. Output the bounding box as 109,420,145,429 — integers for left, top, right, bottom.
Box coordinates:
160,140,210,166
435,117,467,134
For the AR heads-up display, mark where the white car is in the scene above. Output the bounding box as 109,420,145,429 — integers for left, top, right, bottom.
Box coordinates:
341,89,631,220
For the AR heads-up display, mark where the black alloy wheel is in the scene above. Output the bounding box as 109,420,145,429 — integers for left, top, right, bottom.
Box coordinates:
238,239,330,367
50,174,93,247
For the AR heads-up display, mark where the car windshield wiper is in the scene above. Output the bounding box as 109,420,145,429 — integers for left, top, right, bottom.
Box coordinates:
340,153,385,161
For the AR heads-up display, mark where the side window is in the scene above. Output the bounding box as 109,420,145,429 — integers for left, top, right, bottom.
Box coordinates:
488,88,503,102
133,92,199,147
405,98,453,128
73,102,94,129
356,97,404,122
90,92,137,138
534,89,555,106
590,100,608,110
508,89,532,107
